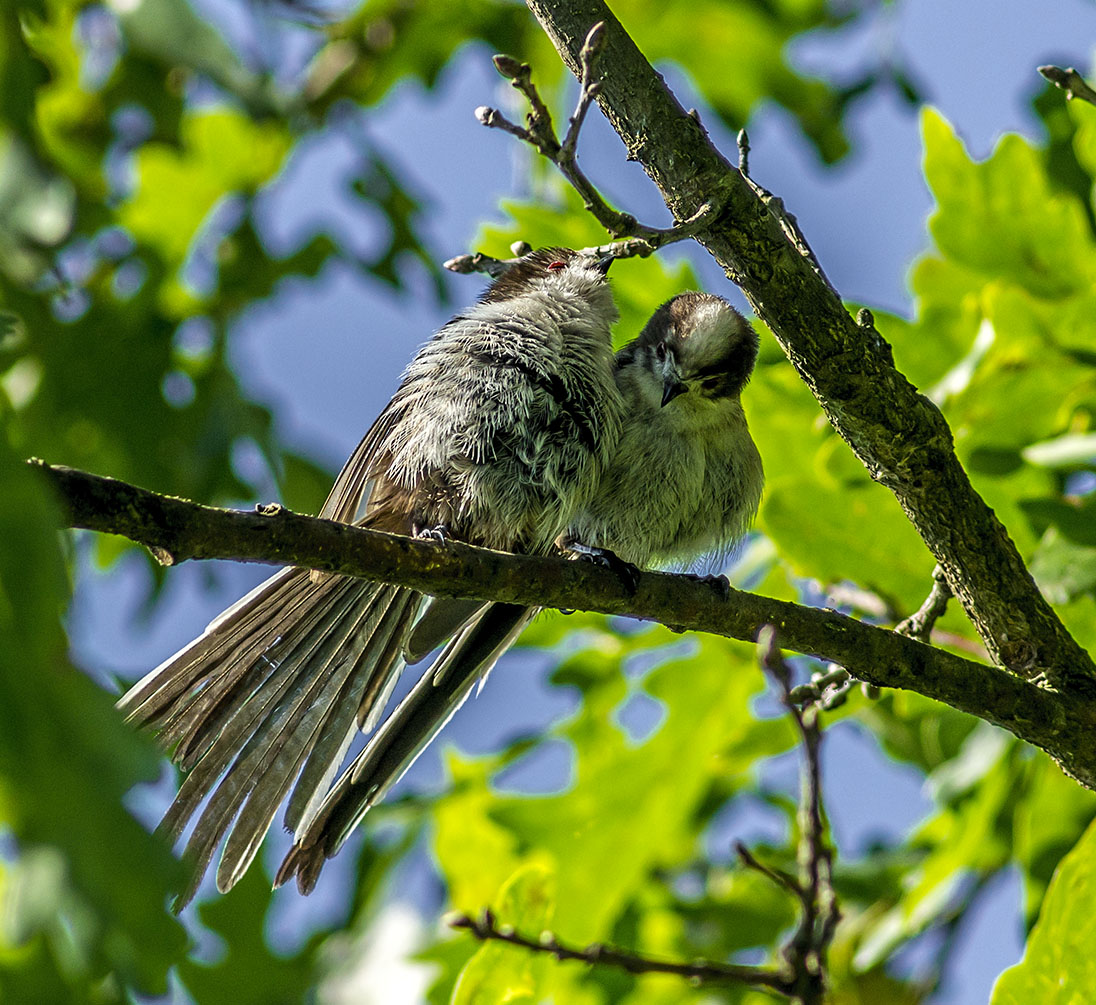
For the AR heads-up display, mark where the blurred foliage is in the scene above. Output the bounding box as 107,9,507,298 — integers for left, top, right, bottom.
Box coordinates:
1,0,1095,1003
0,443,185,999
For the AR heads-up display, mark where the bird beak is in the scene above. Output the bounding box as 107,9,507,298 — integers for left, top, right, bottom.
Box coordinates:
661,377,688,407
595,254,615,275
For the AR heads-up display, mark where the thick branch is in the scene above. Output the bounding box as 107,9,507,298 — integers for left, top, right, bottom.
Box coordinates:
522,0,1095,691
35,461,1096,788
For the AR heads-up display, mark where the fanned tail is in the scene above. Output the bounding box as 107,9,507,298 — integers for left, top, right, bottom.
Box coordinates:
275,602,534,894
116,568,422,908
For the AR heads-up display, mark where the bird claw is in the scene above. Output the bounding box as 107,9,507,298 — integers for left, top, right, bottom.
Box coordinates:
413,522,450,543
568,541,642,595
684,571,730,599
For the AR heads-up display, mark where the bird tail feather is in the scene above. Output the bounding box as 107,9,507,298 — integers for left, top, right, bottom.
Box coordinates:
116,567,422,908
275,602,534,894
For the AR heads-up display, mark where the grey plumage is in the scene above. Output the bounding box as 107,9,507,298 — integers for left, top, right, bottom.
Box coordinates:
118,248,623,905
568,291,763,567
281,292,765,892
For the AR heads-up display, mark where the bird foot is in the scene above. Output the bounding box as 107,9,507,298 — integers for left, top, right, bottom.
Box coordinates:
413,522,450,543
567,541,642,595
683,571,730,599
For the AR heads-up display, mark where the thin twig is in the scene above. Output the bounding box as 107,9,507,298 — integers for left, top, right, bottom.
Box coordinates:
477,23,723,258
493,54,559,152
561,22,607,161
896,565,952,643
474,103,536,145
1039,65,1096,107
758,627,840,1005
788,663,852,708
447,909,795,993
443,233,667,278
735,841,801,899
442,252,515,278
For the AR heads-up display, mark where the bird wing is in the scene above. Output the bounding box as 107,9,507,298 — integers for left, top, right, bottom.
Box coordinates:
118,381,436,908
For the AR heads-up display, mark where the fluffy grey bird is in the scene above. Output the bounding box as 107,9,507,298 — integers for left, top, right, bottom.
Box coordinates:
118,248,623,905
568,291,763,566
276,292,763,893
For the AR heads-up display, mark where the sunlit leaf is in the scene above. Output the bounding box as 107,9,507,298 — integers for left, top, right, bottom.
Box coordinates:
992,816,1096,1003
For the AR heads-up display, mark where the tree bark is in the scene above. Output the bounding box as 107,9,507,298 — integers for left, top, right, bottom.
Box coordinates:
37,461,1096,788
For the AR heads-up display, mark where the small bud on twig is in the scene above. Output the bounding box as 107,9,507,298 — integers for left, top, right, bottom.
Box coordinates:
492,54,526,80
582,21,607,60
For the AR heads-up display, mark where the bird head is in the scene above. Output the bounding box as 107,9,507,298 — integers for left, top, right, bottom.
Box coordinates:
622,293,759,408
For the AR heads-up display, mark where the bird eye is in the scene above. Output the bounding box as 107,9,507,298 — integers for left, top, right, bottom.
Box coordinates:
546,261,567,272
655,341,668,362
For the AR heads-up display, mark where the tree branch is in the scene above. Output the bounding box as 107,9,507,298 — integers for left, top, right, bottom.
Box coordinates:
520,0,1094,692
476,24,721,258
447,908,795,992
34,461,1096,788
758,628,839,1004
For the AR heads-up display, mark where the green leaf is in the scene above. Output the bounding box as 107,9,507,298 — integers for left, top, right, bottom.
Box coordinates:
19,0,110,194
855,726,1021,970
179,865,329,1005
0,449,186,995
1022,433,1096,469
922,107,1096,298
1012,756,1096,926
0,129,74,283
1067,100,1096,193
114,0,284,118
747,357,934,610
992,816,1096,1003
1029,527,1096,606
309,0,539,114
452,862,556,1005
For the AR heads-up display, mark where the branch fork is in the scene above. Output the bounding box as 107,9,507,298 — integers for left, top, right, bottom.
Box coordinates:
472,22,723,266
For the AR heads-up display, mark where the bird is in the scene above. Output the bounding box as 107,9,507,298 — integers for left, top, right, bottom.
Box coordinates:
273,291,763,893
118,247,624,906
567,291,763,567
